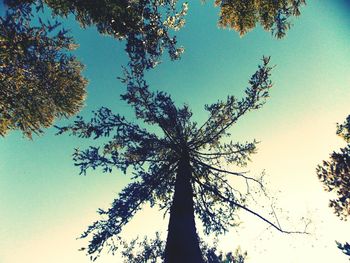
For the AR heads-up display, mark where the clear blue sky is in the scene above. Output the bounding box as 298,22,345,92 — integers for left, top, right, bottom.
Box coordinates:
1,1,350,262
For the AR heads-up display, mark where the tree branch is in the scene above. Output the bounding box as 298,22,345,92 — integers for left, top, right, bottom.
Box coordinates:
193,159,263,188
194,177,309,235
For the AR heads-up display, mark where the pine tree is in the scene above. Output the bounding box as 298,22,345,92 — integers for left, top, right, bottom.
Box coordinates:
58,57,304,262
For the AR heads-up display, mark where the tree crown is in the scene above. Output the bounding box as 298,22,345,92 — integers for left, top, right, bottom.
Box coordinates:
317,115,350,220
0,4,87,138
58,57,275,259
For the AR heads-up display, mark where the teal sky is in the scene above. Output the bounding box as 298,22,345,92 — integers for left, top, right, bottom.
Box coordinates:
1,1,350,262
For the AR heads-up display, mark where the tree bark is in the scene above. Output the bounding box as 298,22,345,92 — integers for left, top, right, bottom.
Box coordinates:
164,152,204,263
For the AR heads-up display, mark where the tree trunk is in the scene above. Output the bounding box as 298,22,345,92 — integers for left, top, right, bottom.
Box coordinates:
164,152,204,263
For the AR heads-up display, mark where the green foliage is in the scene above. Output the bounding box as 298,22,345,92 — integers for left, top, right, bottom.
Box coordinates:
0,5,87,138
121,232,247,263
6,0,188,70
318,116,350,260
1,0,304,138
337,115,350,143
317,115,350,220
214,0,306,38
58,57,273,260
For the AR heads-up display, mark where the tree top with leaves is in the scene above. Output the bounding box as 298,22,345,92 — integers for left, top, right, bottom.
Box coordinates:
317,115,350,220
214,0,306,38
58,57,306,262
5,0,188,70
1,0,305,138
317,115,350,260
0,4,87,138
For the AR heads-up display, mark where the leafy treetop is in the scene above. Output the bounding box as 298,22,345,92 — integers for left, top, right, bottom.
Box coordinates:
317,115,350,260
214,0,306,39
317,115,350,220
6,0,188,70
0,4,87,138
58,57,306,261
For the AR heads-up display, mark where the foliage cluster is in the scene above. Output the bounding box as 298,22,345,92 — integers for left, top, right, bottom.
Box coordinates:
121,232,247,263
317,115,350,220
336,241,350,260
214,0,306,38
6,0,188,70
57,57,274,260
318,115,350,260
0,4,87,138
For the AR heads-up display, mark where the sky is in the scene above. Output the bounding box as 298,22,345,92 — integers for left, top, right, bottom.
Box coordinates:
1,1,350,262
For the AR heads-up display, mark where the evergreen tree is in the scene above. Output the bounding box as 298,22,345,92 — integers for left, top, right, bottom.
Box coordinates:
58,57,304,262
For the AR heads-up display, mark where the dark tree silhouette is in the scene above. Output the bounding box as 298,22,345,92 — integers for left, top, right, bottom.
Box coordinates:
0,4,87,138
317,115,350,260
214,0,306,38
58,57,306,262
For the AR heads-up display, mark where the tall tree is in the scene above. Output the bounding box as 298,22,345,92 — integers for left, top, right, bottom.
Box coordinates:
214,0,306,38
58,57,305,262
317,115,350,260
0,4,87,138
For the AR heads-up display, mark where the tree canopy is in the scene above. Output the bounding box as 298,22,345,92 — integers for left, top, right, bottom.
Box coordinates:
0,0,305,138
317,115,350,220
58,57,305,262
317,115,350,260
215,0,306,38
1,0,187,138
0,4,87,138
5,0,306,70
5,0,188,70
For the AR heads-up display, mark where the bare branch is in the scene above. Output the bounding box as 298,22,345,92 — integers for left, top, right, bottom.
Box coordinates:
194,177,309,235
